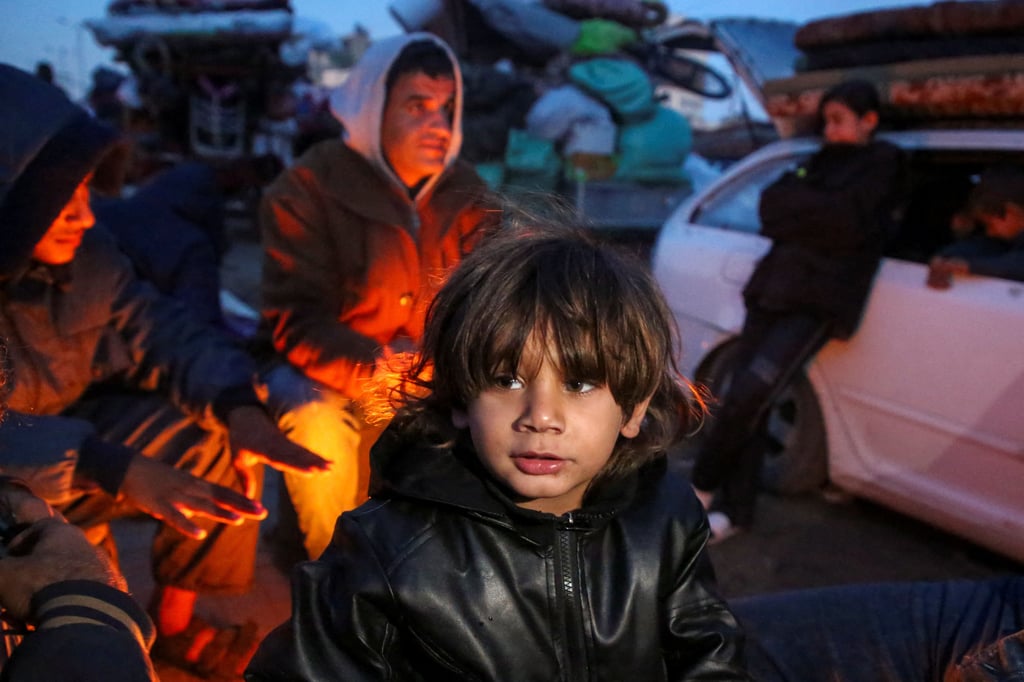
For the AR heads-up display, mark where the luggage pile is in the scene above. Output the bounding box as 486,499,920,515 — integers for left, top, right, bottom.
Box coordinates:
86,0,304,161
421,0,695,232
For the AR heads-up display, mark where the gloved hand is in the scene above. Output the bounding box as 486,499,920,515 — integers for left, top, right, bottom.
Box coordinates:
571,18,638,56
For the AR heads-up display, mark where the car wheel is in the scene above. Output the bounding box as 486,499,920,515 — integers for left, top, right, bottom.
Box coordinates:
695,343,828,495
759,371,828,494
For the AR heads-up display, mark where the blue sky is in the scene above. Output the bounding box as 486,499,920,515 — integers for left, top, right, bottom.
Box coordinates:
0,0,934,100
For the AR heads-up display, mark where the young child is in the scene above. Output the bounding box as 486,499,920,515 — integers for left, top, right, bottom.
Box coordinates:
689,79,907,539
927,164,1024,288
247,225,750,680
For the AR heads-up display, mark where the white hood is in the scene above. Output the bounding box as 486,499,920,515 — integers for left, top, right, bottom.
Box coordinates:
329,32,464,198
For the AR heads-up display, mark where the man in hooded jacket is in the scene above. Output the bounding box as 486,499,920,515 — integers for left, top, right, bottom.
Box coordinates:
258,33,499,560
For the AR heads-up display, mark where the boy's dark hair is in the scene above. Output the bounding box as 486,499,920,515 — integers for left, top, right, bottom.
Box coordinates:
967,165,1024,218
385,40,455,95
816,79,882,132
389,221,703,487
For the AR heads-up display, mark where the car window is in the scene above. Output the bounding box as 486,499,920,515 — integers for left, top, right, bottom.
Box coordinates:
692,154,811,233
888,150,1024,268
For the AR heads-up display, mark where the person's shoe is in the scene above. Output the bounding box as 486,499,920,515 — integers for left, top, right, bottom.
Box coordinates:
707,511,741,545
821,483,855,504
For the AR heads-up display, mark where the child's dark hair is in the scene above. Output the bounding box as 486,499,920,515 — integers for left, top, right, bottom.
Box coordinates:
385,40,455,95
816,79,882,132
389,221,704,486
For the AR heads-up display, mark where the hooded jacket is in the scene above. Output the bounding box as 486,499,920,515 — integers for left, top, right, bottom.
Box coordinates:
0,64,261,498
0,64,121,277
259,33,498,400
246,428,750,681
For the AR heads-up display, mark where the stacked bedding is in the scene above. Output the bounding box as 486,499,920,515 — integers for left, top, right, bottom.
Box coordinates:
761,0,1024,136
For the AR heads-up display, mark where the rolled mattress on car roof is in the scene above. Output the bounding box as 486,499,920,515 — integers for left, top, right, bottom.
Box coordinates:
793,0,1024,71
758,0,1024,138
106,0,291,13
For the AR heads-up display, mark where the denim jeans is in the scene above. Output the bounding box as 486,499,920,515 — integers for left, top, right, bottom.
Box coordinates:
691,307,831,526
259,362,380,559
731,576,1024,681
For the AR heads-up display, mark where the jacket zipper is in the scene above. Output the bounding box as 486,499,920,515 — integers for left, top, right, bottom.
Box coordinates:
555,512,589,680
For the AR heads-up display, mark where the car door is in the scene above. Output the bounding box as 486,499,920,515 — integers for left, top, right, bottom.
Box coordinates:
812,255,1024,561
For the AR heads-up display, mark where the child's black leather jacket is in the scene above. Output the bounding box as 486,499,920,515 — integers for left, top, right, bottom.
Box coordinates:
247,428,750,681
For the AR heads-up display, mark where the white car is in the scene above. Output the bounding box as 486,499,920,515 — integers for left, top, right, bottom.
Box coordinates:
652,129,1024,564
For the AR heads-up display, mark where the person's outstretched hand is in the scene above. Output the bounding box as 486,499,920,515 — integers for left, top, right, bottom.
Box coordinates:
120,456,267,539
227,405,330,498
0,479,124,621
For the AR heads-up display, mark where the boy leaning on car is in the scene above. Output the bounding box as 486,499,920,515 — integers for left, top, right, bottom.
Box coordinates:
689,79,908,540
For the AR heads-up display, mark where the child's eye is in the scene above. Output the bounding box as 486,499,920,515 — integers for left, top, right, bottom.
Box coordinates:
494,375,524,390
564,379,597,394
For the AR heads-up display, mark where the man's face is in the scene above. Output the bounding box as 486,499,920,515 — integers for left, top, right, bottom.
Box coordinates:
32,177,95,265
381,71,455,188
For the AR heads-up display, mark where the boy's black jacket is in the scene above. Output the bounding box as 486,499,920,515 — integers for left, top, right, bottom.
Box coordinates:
247,427,750,681
747,140,907,340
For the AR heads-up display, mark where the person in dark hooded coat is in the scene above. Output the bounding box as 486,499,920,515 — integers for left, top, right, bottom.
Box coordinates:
0,63,327,679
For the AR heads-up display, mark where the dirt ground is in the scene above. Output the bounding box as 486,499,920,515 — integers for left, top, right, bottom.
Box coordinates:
707,489,1020,599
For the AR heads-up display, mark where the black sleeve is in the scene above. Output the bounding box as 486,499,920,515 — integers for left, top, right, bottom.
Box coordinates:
1,580,156,682
246,516,405,681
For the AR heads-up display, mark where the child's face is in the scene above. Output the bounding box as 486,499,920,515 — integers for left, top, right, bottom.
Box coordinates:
978,203,1024,242
452,333,649,516
821,100,877,145
31,177,95,266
